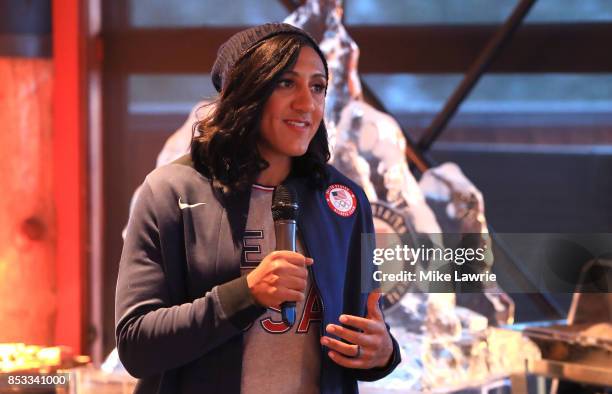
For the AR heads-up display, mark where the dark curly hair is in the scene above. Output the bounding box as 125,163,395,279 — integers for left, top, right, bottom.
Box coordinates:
191,33,330,194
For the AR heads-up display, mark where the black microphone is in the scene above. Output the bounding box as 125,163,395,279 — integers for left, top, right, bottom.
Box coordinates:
271,184,299,327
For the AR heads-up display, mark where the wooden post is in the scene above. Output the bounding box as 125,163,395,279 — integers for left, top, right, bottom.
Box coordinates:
52,0,87,353
0,57,56,345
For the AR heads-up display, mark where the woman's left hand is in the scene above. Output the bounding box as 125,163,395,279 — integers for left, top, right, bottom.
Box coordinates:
320,291,393,369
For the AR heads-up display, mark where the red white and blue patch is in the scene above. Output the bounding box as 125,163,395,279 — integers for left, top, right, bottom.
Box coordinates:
325,184,357,217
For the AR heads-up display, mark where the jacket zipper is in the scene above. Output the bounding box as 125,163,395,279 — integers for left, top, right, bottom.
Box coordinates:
297,226,327,384
298,226,326,333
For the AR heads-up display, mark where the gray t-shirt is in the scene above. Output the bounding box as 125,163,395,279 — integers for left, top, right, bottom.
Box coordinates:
240,184,322,394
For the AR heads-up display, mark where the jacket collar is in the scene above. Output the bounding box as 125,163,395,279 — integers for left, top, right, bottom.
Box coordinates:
214,186,252,248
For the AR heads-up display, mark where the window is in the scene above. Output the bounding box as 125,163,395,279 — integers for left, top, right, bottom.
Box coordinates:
345,0,612,25
129,0,288,27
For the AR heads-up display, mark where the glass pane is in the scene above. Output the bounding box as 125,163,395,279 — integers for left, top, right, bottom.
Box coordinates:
345,0,612,25
363,73,612,145
128,74,217,114
527,0,612,23
129,0,288,27
363,73,612,114
127,72,612,114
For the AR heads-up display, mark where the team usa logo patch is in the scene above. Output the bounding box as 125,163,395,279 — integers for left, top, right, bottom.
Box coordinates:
325,184,357,217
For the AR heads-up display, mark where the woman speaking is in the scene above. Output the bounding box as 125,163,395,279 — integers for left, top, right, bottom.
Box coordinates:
115,23,400,394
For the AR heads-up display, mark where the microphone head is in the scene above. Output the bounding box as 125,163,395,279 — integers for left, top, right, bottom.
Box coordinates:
271,184,299,221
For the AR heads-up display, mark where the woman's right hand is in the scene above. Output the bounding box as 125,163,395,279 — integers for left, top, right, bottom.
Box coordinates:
246,251,313,309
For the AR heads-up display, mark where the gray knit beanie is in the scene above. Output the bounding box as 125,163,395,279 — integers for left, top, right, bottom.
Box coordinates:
211,22,328,93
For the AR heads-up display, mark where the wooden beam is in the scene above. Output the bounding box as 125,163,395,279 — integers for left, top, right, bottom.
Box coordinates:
52,0,88,353
103,24,612,73
352,24,612,73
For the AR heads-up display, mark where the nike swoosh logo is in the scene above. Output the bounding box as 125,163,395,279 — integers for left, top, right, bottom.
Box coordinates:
178,197,207,210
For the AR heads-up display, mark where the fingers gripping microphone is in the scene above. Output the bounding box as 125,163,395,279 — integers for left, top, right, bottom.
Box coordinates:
271,184,299,327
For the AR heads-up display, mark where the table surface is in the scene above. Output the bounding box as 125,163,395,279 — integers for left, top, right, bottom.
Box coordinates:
527,358,612,387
